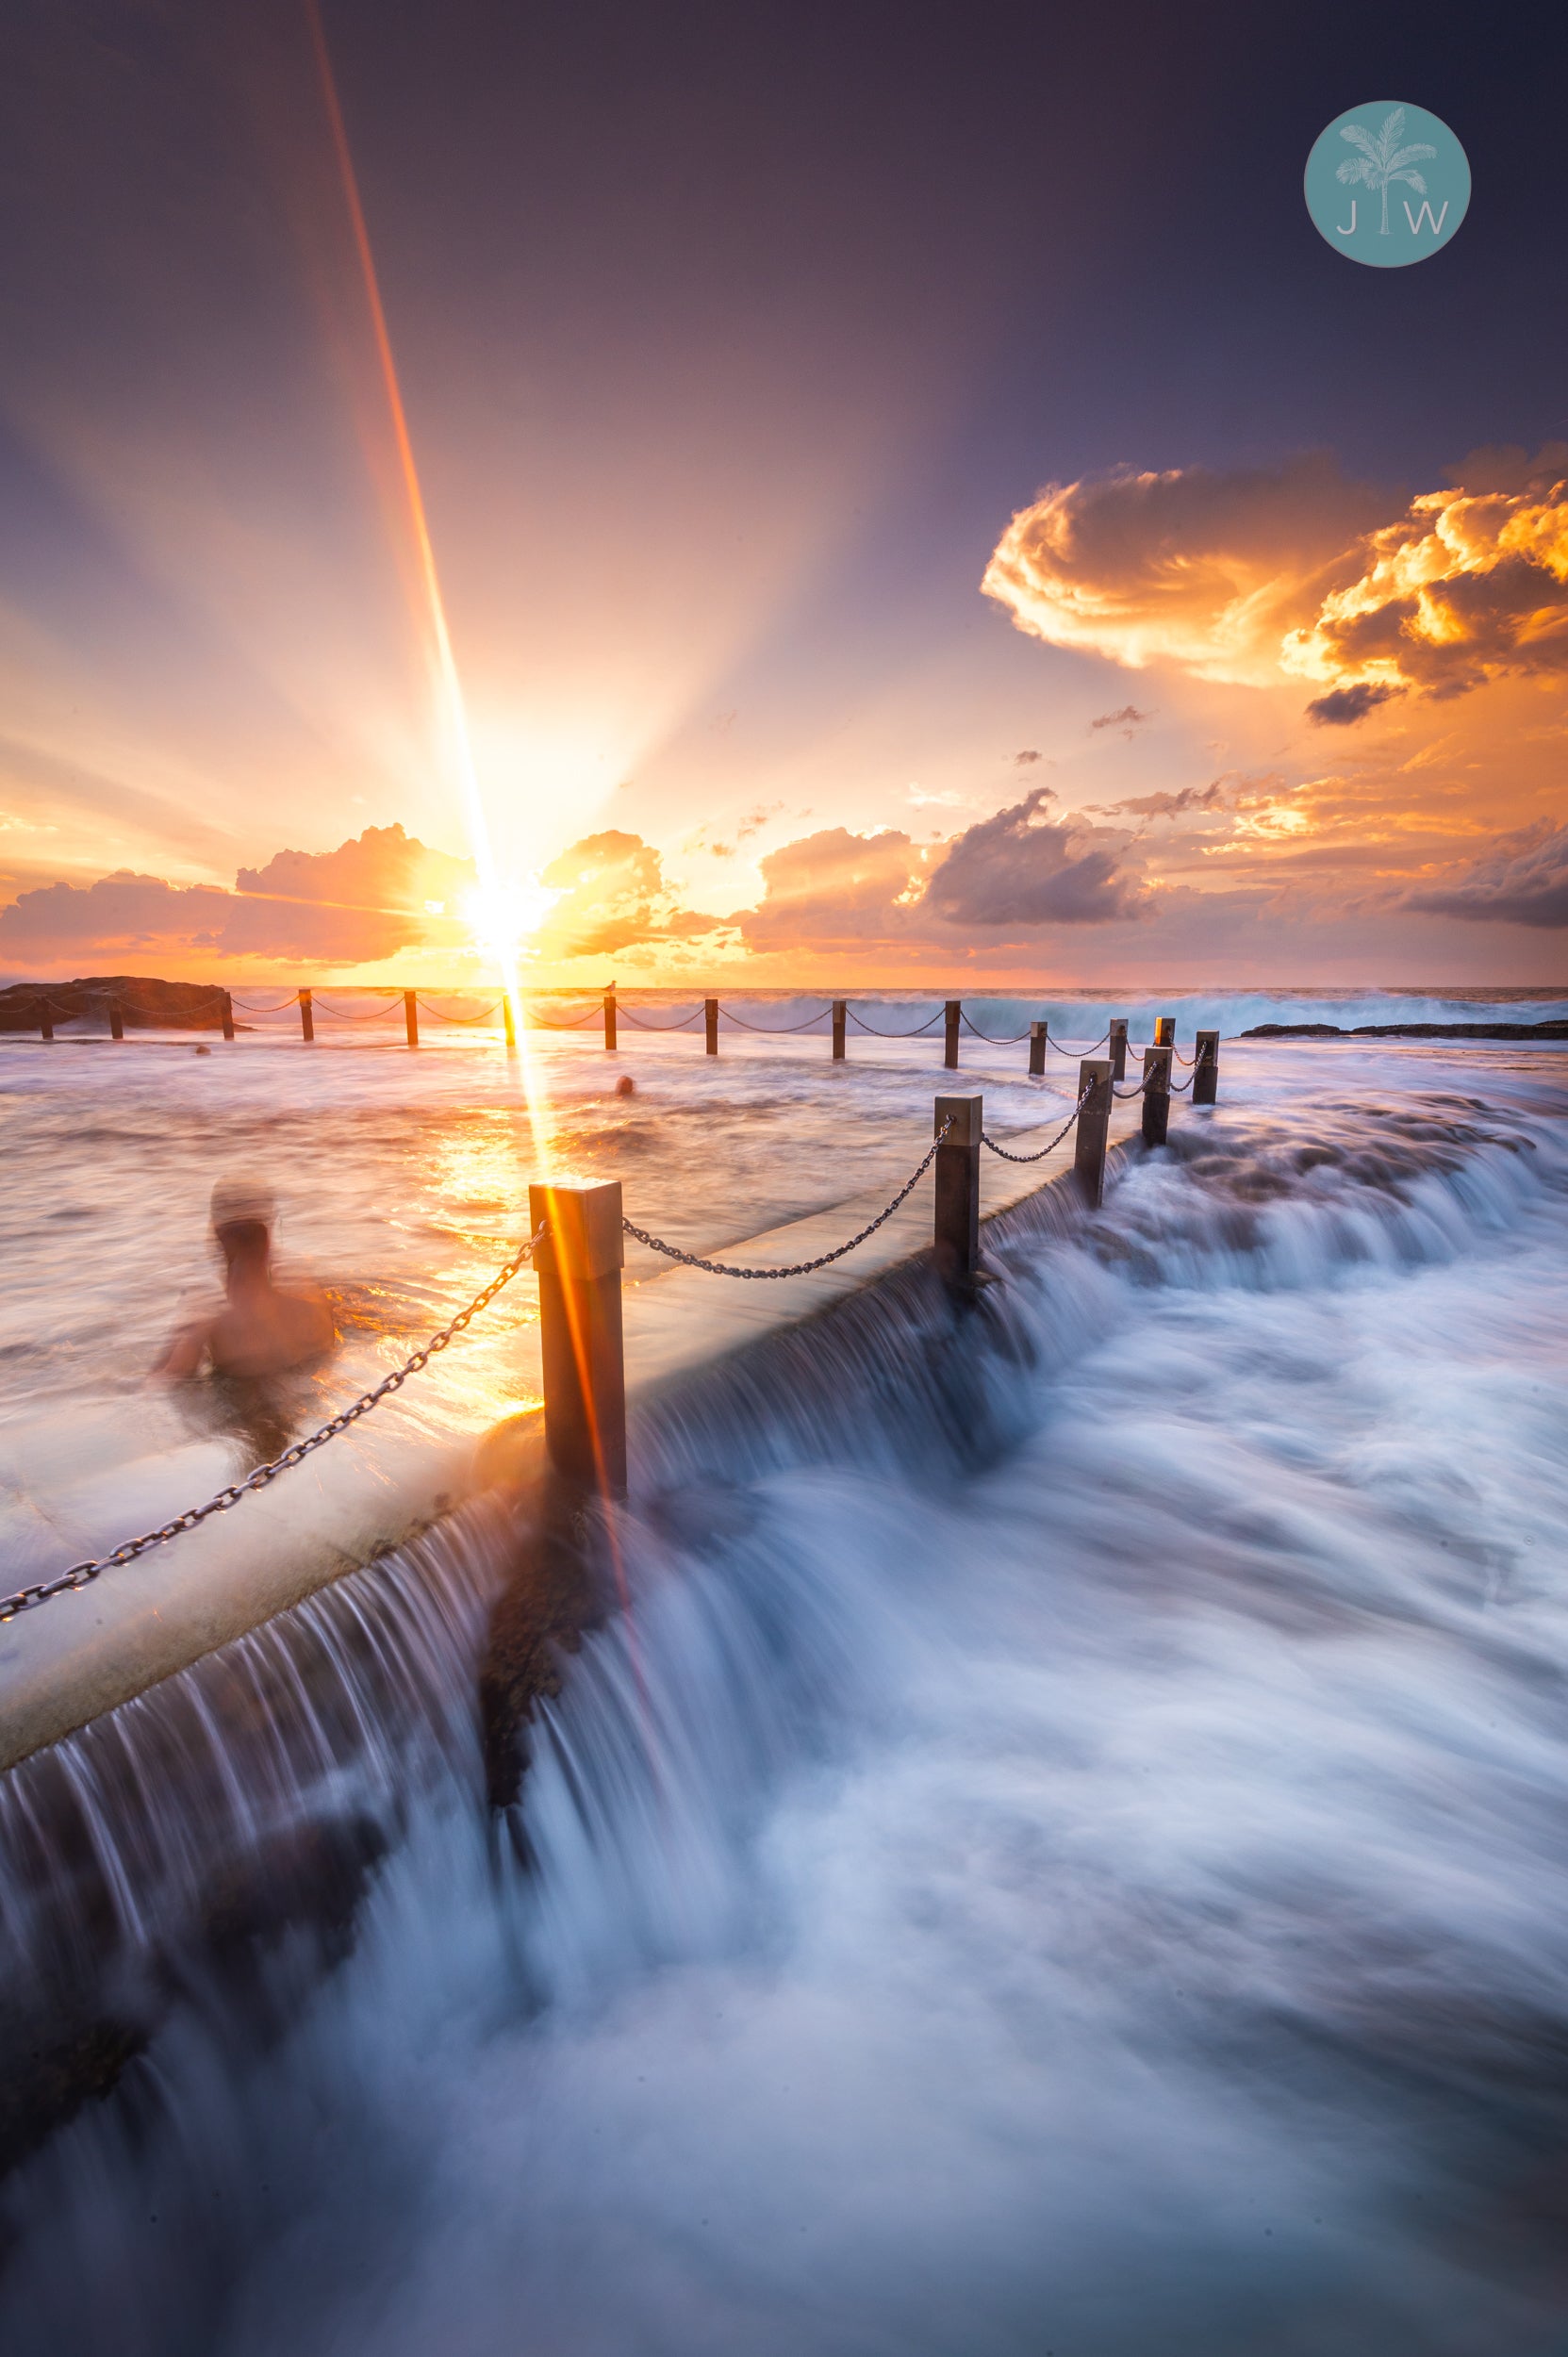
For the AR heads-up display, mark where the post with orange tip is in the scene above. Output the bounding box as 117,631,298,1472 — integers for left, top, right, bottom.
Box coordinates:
528,1180,627,1499
704,997,718,1056
300,990,315,1045
404,990,420,1048
1153,1014,1175,1047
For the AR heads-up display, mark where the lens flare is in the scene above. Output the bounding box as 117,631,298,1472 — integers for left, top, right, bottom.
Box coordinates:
305,1,555,1152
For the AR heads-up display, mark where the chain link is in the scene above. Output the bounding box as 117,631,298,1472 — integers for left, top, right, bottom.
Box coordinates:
622,1121,954,1279
0,1226,547,1626
980,1088,1089,1162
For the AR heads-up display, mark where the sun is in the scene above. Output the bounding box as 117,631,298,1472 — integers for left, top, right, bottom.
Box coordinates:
462,878,563,964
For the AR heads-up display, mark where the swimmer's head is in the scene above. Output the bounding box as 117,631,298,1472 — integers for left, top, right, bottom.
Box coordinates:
615,1074,635,1097
211,1175,275,1264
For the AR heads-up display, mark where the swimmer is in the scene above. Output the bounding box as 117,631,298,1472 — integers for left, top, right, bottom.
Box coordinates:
157,1178,336,1381
615,1073,635,1097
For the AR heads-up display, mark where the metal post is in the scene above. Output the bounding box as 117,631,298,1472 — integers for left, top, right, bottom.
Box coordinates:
1194,1029,1219,1106
933,1092,982,1294
39,997,54,1043
503,996,517,1052
1154,1015,1175,1047
1029,1020,1048,1078
107,997,124,1042
944,1000,961,1070
221,990,235,1042
527,1178,627,1499
1108,1019,1128,1081
300,989,314,1044
704,997,719,1055
603,989,617,1052
404,990,420,1048
1074,1059,1112,1207
1142,1046,1173,1146
832,999,846,1061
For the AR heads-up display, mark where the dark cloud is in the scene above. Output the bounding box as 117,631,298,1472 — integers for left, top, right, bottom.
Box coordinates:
1403,824,1568,927
1307,683,1405,726
924,790,1146,925
1014,748,1042,765
1089,704,1152,733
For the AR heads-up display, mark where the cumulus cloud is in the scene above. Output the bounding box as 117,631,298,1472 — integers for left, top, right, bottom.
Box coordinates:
740,827,921,948
536,831,724,958
0,825,475,967
983,447,1568,713
982,456,1384,684
1403,823,1568,927
737,796,1144,948
923,790,1147,925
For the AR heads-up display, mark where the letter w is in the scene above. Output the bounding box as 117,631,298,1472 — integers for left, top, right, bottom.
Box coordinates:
1403,199,1450,236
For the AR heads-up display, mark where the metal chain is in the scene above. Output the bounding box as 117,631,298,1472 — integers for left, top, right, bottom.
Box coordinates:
527,1005,603,1029
415,997,503,1024
847,1007,945,1037
1046,1028,1111,1055
980,1088,1089,1162
622,1121,954,1279
0,1225,548,1626
1113,1079,1149,1098
721,1007,833,1033
961,1014,1032,1044
619,1006,705,1031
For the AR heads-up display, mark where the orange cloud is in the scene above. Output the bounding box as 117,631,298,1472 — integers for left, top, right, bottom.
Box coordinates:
983,446,1568,717
0,824,474,970
535,831,725,959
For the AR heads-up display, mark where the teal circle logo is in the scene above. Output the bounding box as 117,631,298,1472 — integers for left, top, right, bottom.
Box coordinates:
1305,103,1469,266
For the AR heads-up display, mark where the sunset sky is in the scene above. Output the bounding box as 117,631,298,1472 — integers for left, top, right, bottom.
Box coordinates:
1,1,1565,987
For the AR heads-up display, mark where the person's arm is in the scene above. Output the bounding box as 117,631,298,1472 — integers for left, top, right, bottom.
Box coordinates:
155,1318,212,1379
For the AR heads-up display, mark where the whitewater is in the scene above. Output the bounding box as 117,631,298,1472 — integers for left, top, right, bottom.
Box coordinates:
1,993,1567,2356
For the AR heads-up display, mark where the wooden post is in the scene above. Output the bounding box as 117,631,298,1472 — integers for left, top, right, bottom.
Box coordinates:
603,989,617,1052
299,989,315,1044
944,1000,961,1070
1142,1046,1173,1146
704,997,719,1055
1074,1059,1112,1207
933,1092,982,1294
221,990,235,1042
832,999,847,1061
503,996,517,1052
1029,1020,1048,1077
39,997,54,1043
107,997,124,1041
1194,1029,1219,1105
404,990,420,1048
1108,1019,1128,1081
528,1178,627,1498
1154,1015,1175,1047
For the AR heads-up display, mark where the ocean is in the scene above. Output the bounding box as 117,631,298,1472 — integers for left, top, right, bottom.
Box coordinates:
1,989,1566,2355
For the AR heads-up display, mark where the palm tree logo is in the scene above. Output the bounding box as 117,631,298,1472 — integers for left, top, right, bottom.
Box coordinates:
1335,107,1437,235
